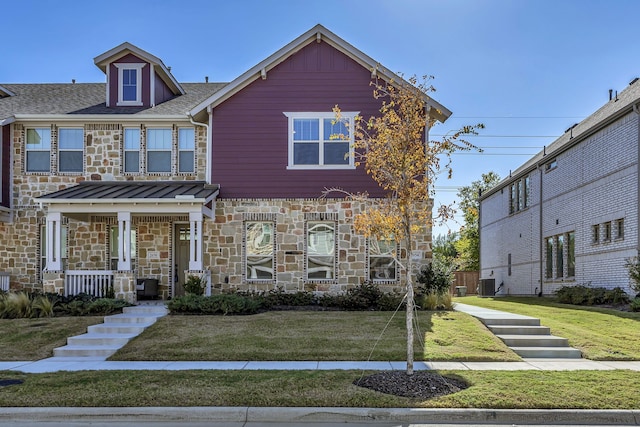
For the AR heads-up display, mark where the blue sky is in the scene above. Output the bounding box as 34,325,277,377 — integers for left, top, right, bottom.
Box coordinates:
3,0,639,236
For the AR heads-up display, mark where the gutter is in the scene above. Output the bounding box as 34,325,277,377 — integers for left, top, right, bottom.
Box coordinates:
13,114,190,123
0,116,15,126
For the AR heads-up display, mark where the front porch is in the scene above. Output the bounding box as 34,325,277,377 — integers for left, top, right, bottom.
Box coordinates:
35,181,219,302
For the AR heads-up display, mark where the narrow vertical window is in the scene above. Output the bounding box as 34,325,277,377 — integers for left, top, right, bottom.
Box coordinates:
592,224,600,244
178,128,195,173
603,222,612,242
509,184,516,214
146,128,172,172
245,222,274,280
58,128,84,172
556,235,564,278
109,226,137,271
26,128,51,172
306,221,335,280
122,69,137,102
517,179,524,211
545,237,553,279
124,128,140,173
616,218,624,240
524,176,530,208
115,63,145,106
369,237,397,281
567,232,575,277
508,253,512,276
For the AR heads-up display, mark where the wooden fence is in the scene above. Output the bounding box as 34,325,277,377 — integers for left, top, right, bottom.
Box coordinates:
449,270,479,296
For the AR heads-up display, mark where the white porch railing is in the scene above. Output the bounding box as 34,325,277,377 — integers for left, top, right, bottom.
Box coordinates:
0,272,9,292
65,270,114,297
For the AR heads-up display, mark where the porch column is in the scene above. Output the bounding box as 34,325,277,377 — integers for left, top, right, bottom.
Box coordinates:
189,212,203,270
46,211,63,271
117,211,132,271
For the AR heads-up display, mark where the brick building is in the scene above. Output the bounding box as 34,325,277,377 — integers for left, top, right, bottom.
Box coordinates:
479,81,640,296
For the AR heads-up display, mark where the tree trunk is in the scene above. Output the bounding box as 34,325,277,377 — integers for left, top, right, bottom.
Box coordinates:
406,275,414,375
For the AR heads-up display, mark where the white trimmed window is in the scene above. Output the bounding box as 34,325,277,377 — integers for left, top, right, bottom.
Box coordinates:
26,128,51,172
58,128,84,173
146,128,172,173
123,128,141,173
245,221,274,281
284,112,357,169
369,238,397,282
115,63,145,106
178,128,195,173
306,221,336,280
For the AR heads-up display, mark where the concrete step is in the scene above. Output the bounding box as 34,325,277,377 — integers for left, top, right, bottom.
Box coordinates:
511,346,583,358
67,333,138,347
488,325,551,335
87,323,153,335
53,345,121,358
496,334,569,347
104,313,166,324
481,317,540,326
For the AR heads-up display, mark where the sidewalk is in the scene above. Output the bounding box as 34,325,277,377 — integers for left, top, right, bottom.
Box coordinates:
3,357,640,373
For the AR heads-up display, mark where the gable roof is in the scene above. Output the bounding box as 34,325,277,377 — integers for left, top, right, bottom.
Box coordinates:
481,78,640,200
94,42,185,96
188,24,452,123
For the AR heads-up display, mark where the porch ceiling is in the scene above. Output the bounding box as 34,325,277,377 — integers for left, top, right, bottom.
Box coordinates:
35,181,219,220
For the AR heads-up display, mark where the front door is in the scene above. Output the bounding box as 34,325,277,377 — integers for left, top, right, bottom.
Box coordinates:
174,224,190,297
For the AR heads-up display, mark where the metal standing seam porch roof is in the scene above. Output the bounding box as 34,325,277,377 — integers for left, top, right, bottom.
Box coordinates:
35,181,220,218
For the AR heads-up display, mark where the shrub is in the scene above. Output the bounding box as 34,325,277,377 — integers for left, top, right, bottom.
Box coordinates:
168,294,260,315
625,257,640,295
31,296,54,318
416,263,451,296
630,297,640,312
419,292,439,311
85,298,131,315
184,275,206,296
5,292,32,318
555,285,630,306
439,292,455,311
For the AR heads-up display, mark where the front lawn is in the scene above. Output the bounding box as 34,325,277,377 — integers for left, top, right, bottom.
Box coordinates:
0,369,638,409
111,311,521,362
0,317,104,360
458,296,640,360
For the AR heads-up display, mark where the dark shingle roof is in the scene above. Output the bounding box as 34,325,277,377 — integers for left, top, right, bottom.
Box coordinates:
0,82,227,120
37,181,219,201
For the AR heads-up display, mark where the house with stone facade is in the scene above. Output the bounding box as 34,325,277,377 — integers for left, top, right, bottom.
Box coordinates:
0,25,450,301
479,79,640,296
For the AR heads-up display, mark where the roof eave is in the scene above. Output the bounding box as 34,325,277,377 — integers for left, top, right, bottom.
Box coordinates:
35,197,208,205
13,114,189,122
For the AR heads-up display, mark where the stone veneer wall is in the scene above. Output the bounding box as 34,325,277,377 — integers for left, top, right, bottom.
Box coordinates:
206,198,433,294
3,121,206,291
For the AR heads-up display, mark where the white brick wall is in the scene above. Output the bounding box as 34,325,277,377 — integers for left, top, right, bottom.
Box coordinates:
480,112,638,296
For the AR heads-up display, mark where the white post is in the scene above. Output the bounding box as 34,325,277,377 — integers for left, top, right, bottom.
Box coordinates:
46,212,63,271
189,212,203,270
117,211,132,271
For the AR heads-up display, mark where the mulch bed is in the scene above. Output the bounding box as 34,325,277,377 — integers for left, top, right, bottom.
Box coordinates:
354,370,468,399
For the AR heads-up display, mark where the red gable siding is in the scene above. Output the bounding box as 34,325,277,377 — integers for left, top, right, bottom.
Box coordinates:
211,41,387,198
108,53,151,107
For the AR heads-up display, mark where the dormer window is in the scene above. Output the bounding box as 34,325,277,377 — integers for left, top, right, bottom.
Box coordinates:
114,63,145,106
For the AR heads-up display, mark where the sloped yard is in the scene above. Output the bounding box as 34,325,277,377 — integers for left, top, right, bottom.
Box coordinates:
110,311,521,362
458,296,640,360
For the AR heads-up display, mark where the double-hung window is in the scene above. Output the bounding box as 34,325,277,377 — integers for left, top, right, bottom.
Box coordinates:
245,222,274,280
26,128,51,172
115,63,145,106
285,112,356,169
146,128,172,173
58,128,84,173
178,128,195,173
123,128,140,173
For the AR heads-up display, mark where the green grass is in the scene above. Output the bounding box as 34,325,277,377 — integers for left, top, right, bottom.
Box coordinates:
0,369,638,408
458,296,640,360
0,317,104,360
110,311,521,362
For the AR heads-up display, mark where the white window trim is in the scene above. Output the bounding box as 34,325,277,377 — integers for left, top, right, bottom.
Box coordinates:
146,127,172,174
25,127,51,173
284,111,358,170
177,127,195,173
123,127,141,174
115,63,146,106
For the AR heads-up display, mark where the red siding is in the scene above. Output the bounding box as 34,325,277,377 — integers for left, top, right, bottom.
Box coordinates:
211,41,386,198
154,73,173,105
108,53,151,107
1,125,9,208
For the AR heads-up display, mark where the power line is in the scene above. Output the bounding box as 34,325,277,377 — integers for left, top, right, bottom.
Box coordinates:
431,134,559,138
447,116,586,119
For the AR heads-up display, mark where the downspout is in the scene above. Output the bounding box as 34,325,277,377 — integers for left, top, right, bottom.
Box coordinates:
187,109,211,185
538,163,544,295
633,103,640,258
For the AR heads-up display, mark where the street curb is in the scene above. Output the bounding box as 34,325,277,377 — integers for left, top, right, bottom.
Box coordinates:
1,407,639,425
